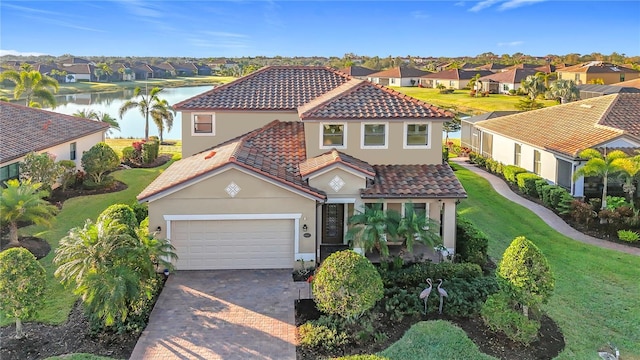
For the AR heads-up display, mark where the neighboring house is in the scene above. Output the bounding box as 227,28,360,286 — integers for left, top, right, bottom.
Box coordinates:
195,63,212,76
367,66,430,86
170,62,198,76
469,94,640,197
208,59,239,72
156,63,177,77
557,61,640,85
473,63,507,72
59,57,94,66
137,66,467,270
502,63,555,73
460,111,521,152
61,64,95,82
478,68,539,94
0,102,109,184
419,69,493,89
109,63,135,81
577,84,640,99
132,64,167,79
338,66,377,80
613,78,640,89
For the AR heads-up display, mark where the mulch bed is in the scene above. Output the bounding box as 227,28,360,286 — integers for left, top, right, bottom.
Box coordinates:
295,299,565,360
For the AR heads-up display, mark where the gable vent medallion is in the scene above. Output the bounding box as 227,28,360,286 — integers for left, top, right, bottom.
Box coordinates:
225,182,241,198
329,175,345,192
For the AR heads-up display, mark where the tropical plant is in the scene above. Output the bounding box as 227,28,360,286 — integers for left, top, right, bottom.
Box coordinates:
0,179,58,246
616,154,640,204
468,73,482,96
94,63,113,82
545,79,580,104
81,142,120,184
442,108,461,144
57,159,77,191
150,98,175,143
520,73,547,100
312,250,383,320
573,149,628,209
0,68,59,108
73,109,121,134
497,236,554,318
118,86,163,140
19,151,63,192
345,203,400,258
515,97,544,111
0,248,46,339
396,203,441,253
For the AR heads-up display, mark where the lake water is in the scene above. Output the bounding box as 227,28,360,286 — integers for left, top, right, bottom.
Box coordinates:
46,85,214,140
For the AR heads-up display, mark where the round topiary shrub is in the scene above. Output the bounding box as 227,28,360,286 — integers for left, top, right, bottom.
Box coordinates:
312,250,383,320
97,204,139,236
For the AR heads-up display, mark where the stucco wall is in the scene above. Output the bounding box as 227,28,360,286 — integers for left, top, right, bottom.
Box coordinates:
180,110,300,157
147,167,318,255
308,167,367,198
304,120,444,165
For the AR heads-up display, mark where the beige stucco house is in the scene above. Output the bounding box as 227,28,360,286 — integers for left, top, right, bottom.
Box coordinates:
557,62,640,85
367,66,430,87
419,69,493,89
138,66,467,270
467,94,640,197
0,102,109,184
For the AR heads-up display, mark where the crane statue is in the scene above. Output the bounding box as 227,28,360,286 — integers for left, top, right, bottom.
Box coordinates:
419,278,433,314
437,279,448,314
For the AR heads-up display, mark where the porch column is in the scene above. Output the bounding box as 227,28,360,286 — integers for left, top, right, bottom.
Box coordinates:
573,162,585,197
316,202,323,261
442,200,457,257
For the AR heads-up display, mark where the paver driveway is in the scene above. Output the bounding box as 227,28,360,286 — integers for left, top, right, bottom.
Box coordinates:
130,269,307,360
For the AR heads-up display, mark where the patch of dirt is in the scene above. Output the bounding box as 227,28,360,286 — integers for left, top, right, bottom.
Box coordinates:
0,236,51,260
295,300,565,360
0,301,139,360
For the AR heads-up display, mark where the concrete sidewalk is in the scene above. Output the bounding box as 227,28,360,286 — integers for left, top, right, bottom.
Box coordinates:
451,157,640,257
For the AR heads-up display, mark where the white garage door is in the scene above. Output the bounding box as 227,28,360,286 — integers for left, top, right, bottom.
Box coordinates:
170,219,294,270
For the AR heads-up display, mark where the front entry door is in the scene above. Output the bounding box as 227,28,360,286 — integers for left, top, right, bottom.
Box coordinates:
322,204,344,244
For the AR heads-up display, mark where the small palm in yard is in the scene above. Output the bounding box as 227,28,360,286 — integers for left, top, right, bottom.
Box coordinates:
0,179,58,247
573,149,628,209
118,86,163,141
345,203,400,258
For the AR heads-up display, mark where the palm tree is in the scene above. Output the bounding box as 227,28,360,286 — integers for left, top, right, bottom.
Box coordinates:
0,179,58,246
521,73,547,100
73,109,120,135
345,203,400,258
397,203,441,253
617,155,640,205
150,98,175,143
0,69,59,108
468,73,482,96
573,149,628,210
546,79,580,104
94,63,113,82
118,86,163,140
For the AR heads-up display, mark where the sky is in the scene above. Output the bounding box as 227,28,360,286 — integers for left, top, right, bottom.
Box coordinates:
1,0,639,59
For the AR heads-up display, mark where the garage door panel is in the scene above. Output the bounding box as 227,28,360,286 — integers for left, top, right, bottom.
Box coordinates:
170,219,294,270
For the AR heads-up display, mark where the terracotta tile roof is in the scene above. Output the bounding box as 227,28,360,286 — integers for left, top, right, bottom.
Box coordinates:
613,78,640,89
474,63,507,71
361,164,467,199
479,68,538,84
299,149,375,178
559,62,640,74
138,121,326,201
474,94,640,157
420,69,493,80
174,66,351,111
368,66,429,78
62,64,94,75
298,79,453,120
0,102,109,163
338,66,377,77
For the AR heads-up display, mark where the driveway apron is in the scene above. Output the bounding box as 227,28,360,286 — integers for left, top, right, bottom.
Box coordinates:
130,269,307,360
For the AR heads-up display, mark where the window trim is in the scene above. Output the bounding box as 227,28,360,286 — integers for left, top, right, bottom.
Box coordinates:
360,122,388,149
514,143,521,166
403,122,431,149
191,113,215,136
533,150,541,175
70,142,77,161
320,122,347,149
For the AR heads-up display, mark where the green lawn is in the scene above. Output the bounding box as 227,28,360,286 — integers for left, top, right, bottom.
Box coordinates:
393,87,557,115
105,138,182,159
0,163,170,326
452,163,640,359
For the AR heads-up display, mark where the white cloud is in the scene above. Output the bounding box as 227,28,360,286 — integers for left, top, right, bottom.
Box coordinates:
469,0,501,12
113,0,163,19
0,49,49,57
202,31,248,38
497,41,524,47
454,1,466,6
499,0,546,10
411,10,429,19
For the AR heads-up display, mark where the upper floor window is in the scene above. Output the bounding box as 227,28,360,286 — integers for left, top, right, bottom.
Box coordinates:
620,74,625,82
361,123,387,148
321,123,346,148
533,150,541,175
70,142,77,160
404,122,430,148
192,113,214,135
514,143,521,166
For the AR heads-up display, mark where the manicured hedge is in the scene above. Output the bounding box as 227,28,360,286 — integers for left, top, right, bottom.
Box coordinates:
516,173,544,197
502,165,528,184
456,216,489,266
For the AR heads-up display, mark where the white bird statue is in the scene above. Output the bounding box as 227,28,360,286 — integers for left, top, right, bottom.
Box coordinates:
437,279,448,314
419,278,433,314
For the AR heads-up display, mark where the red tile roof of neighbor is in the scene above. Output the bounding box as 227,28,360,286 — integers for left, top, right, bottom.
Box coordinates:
613,78,640,89
420,69,494,80
297,79,453,120
299,149,375,178
138,120,467,201
559,62,640,74
338,66,377,77
479,68,539,84
361,164,467,199
368,66,430,78
0,102,109,163
474,93,640,157
174,66,351,111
